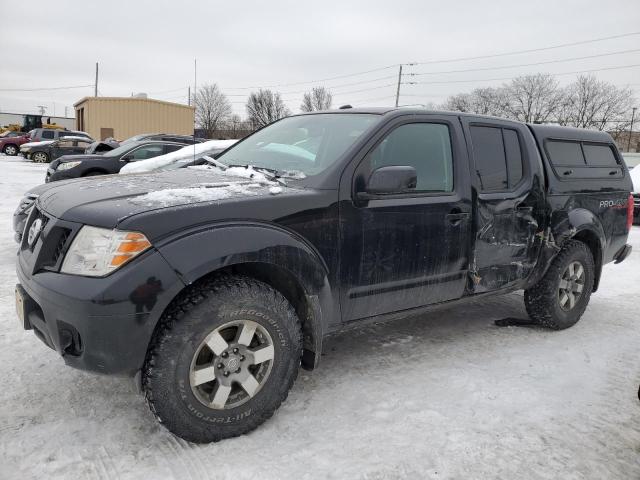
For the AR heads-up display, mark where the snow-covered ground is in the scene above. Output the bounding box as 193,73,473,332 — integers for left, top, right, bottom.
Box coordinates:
1,154,639,479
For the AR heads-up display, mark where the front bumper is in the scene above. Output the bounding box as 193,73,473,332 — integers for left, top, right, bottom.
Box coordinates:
16,235,185,376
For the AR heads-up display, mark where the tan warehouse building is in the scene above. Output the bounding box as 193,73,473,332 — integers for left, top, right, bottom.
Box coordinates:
74,96,195,141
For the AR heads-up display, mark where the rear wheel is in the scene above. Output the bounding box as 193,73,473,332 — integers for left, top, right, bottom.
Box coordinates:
3,144,18,156
32,151,49,163
143,275,302,443
524,240,594,330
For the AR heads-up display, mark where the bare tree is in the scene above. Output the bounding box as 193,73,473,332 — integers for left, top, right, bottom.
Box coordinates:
557,75,634,131
442,87,508,117
246,89,291,128
503,74,562,123
300,86,333,112
195,83,231,138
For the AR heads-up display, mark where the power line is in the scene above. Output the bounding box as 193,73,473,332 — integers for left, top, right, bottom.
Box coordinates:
220,64,398,90
410,31,640,65
403,63,640,86
408,49,640,76
0,84,94,92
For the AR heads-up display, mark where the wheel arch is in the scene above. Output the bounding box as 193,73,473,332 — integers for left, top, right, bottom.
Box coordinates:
151,223,335,370
551,208,606,292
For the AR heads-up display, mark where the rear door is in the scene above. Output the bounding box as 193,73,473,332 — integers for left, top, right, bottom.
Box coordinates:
461,117,546,292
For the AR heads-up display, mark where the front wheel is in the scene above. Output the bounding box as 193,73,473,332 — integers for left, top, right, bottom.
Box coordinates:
31,151,49,163
524,240,594,330
143,275,302,443
3,144,18,156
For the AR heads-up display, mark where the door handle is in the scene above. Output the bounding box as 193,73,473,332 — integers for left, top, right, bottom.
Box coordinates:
446,212,470,225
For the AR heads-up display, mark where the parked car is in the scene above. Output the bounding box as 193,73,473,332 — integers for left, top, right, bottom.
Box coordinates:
14,109,633,443
20,136,94,163
28,128,92,143
119,139,238,173
0,131,30,156
45,140,185,182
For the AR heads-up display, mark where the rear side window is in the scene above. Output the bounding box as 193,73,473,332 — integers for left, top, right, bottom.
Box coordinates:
470,125,524,192
544,139,621,180
41,130,54,139
546,141,584,166
583,143,617,166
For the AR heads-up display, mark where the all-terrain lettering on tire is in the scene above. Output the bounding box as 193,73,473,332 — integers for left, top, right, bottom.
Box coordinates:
525,240,595,330
142,274,302,443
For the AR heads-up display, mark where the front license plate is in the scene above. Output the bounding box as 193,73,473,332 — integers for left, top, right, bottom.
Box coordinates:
15,285,28,329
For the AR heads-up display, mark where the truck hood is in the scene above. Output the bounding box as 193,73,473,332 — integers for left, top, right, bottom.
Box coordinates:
36,168,299,229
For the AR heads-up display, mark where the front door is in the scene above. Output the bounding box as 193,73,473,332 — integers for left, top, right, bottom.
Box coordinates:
461,117,546,292
339,115,472,322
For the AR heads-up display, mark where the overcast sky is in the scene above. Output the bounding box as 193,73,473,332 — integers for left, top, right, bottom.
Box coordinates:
1,0,639,118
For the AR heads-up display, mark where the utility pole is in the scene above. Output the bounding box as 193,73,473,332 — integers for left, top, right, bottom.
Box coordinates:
37,105,46,115
94,62,99,97
395,64,403,107
188,86,191,106
627,107,637,152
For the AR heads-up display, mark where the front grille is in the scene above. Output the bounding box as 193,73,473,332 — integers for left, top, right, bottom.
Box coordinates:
51,229,71,265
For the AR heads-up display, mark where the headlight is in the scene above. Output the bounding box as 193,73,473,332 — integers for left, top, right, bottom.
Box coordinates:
57,161,81,171
61,226,151,277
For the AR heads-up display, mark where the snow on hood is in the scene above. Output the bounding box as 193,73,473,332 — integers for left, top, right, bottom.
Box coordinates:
630,166,640,193
119,139,237,174
126,165,285,207
21,140,54,148
129,182,265,207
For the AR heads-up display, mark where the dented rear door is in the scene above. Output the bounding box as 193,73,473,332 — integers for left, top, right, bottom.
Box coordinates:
461,117,546,293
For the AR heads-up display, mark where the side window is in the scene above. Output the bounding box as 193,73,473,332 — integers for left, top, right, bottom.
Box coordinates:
56,140,73,148
470,126,507,191
367,123,454,192
164,144,183,154
546,140,584,166
503,129,523,187
470,125,524,192
128,145,165,161
41,130,54,139
582,143,618,167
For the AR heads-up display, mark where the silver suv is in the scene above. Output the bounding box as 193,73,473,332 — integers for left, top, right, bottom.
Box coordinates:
29,128,93,142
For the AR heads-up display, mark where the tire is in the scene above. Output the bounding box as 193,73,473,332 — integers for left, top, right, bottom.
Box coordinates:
524,240,594,330
142,274,302,443
3,144,18,156
32,151,49,163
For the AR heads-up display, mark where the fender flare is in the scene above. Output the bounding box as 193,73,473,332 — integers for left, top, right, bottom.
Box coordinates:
155,222,335,368
532,208,606,291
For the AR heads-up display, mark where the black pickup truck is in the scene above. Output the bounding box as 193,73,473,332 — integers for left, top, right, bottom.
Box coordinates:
14,108,633,443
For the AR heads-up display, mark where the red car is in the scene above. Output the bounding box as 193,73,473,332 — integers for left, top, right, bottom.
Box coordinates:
0,131,31,156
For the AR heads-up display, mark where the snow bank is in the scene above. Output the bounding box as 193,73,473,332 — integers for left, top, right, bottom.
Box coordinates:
119,139,237,174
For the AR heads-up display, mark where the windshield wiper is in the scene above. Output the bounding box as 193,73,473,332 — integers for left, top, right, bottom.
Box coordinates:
227,164,287,185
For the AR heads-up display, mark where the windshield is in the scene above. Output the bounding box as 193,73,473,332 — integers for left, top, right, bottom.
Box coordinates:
216,113,378,177
121,134,150,144
103,143,137,157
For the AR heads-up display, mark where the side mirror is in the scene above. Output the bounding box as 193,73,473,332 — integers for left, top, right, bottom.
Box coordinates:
365,166,417,195
121,155,132,162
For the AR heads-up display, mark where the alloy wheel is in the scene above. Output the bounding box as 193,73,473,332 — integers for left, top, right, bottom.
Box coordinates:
4,145,17,156
189,320,275,410
558,261,585,311
32,152,48,163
